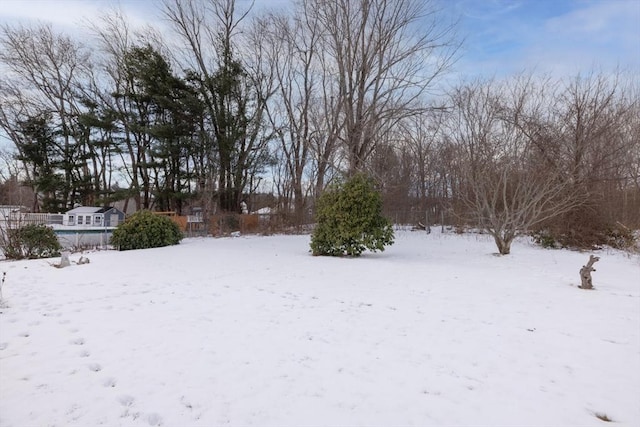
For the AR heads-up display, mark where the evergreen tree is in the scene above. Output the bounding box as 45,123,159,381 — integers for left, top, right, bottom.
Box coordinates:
210,54,251,212
75,97,123,206
311,173,394,256
116,45,204,214
15,114,65,212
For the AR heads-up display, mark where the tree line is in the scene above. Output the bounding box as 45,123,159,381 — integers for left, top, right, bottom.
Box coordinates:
1,0,638,250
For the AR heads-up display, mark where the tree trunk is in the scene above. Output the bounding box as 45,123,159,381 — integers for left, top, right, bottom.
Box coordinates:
493,234,512,255
579,255,600,289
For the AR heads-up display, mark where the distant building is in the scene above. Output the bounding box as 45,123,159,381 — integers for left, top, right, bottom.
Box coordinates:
0,205,28,233
54,206,126,248
64,206,125,227
0,205,28,221
1,205,127,249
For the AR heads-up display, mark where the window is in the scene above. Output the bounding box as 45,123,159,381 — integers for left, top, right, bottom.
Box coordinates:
68,215,75,225
86,215,92,225
77,216,83,225
94,216,102,225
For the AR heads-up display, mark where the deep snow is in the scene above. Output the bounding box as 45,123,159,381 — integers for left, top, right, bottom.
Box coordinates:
0,230,639,426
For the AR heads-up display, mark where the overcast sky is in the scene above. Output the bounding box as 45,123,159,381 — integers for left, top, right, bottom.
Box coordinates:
0,0,638,79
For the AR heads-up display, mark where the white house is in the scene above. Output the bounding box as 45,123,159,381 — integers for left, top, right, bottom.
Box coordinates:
64,206,125,227
0,205,28,222
0,205,26,233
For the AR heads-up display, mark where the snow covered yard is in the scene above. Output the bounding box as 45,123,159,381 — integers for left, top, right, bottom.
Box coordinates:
0,230,638,427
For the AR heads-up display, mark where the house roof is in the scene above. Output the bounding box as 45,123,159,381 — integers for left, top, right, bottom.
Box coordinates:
67,206,119,214
67,207,100,214
96,207,116,214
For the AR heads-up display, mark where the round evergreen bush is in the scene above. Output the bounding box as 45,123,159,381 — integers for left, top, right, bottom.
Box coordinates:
310,173,394,257
2,224,62,260
111,210,183,251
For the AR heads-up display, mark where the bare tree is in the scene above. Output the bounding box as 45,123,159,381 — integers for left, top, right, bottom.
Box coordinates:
555,72,629,188
623,89,640,227
449,77,582,255
541,71,640,244
0,23,95,211
308,45,344,200
398,108,451,217
89,10,143,211
162,0,273,213
368,133,414,221
0,148,15,182
0,147,35,207
311,0,458,174
89,10,171,211
257,6,322,223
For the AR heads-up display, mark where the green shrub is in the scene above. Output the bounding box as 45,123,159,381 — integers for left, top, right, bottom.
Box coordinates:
605,224,637,250
310,173,394,257
2,224,61,260
111,210,182,251
530,230,560,249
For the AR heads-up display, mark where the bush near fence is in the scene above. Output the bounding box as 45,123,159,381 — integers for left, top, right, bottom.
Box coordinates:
151,208,461,237
209,214,259,235
152,211,188,232
148,212,301,236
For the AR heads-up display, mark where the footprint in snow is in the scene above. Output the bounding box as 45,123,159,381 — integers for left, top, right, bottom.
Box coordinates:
146,413,163,426
70,337,85,345
180,395,200,411
79,350,90,357
19,331,30,338
103,377,117,387
117,394,135,407
42,312,62,324
0,342,7,350
88,363,102,372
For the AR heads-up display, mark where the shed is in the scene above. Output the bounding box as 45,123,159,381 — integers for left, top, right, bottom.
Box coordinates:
64,206,125,227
